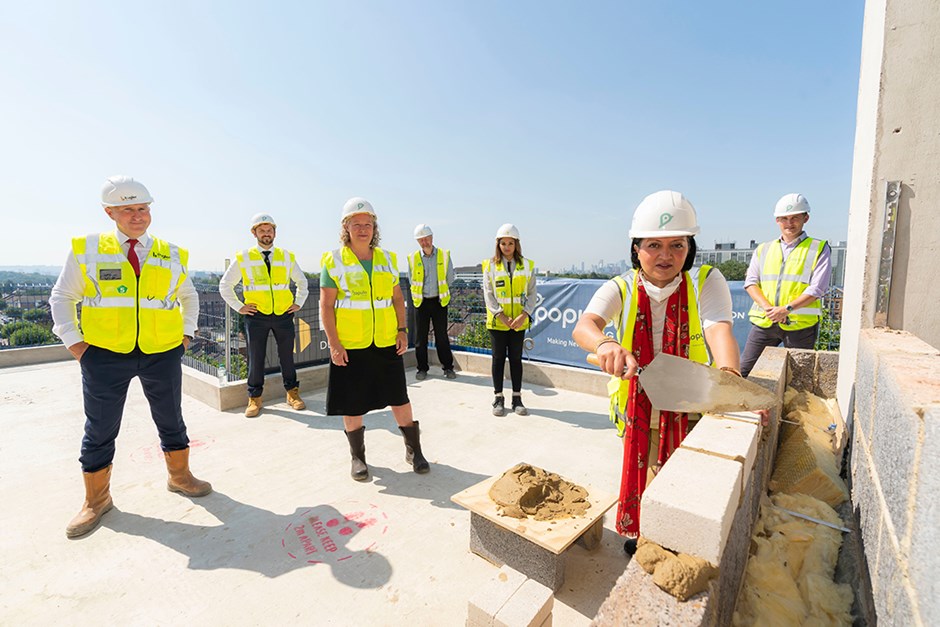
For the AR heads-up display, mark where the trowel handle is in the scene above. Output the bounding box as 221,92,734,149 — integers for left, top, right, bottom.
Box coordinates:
586,353,641,376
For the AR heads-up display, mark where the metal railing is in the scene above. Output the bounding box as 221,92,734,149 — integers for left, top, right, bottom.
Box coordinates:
0,279,846,362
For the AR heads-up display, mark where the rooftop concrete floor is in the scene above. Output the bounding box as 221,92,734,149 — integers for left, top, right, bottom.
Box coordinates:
0,360,627,626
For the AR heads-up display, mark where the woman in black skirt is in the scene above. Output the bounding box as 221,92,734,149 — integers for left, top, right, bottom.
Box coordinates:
319,197,430,481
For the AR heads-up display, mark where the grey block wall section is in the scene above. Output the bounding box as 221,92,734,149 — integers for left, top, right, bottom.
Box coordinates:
469,513,567,592
592,346,788,626
850,329,939,625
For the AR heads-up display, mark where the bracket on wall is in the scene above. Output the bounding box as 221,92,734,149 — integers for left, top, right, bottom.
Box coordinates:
873,180,900,327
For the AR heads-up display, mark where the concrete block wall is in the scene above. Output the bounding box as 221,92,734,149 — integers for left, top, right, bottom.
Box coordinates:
851,329,939,625
594,347,788,626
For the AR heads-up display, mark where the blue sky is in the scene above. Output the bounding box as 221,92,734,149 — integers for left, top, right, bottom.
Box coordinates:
0,1,863,272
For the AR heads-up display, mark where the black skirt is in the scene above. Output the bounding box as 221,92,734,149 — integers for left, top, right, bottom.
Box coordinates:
326,344,410,416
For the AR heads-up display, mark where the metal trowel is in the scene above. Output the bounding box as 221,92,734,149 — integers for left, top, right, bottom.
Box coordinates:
587,351,775,413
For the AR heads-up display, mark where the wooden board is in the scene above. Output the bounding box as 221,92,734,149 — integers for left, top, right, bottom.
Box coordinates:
451,472,617,555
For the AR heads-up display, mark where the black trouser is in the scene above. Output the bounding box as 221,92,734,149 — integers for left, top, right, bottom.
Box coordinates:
79,343,189,473
489,329,525,394
740,323,819,377
245,312,297,397
415,296,454,372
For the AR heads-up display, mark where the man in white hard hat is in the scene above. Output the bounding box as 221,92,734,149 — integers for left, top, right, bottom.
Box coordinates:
219,213,309,417
740,193,832,377
49,175,211,538
407,224,457,380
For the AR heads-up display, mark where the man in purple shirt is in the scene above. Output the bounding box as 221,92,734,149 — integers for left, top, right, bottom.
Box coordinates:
740,193,832,377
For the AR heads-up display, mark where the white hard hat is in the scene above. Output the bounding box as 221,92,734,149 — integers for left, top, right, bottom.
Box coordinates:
774,193,811,217
101,175,153,207
414,224,433,239
250,213,276,231
496,223,520,240
342,197,376,220
629,190,700,238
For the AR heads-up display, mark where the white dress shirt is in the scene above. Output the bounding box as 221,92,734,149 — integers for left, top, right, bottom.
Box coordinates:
218,245,309,313
50,230,199,348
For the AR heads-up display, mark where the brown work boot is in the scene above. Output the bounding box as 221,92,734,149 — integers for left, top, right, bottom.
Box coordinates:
286,387,306,410
245,396,262,418
164,448,212,497
66,465,114,538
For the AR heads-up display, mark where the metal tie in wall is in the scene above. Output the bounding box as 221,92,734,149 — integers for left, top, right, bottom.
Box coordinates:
874,181,900,327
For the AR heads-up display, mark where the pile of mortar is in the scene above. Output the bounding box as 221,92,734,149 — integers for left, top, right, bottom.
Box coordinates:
488,463,590,521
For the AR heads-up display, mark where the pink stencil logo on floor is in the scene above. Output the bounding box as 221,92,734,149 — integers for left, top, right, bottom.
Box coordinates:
282,500,389,565
129,437,215,464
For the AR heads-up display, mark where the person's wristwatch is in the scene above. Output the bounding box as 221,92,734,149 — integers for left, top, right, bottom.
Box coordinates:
397,327,408,333
785,304,793,312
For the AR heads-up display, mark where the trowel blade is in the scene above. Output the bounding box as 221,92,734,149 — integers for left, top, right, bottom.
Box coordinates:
637,353,776,413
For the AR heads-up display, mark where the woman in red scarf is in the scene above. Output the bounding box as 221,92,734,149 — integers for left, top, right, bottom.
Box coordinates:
572,190,741,555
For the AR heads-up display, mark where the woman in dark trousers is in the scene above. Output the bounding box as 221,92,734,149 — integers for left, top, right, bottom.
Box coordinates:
482,223,537,417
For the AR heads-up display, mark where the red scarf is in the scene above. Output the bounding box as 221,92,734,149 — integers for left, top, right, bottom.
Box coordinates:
616,273,692,537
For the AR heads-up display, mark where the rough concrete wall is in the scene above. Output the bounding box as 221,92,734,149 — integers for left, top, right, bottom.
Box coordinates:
877,1,940,344
851,329,939,624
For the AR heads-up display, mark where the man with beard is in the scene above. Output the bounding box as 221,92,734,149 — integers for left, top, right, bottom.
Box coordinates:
219,213,309,417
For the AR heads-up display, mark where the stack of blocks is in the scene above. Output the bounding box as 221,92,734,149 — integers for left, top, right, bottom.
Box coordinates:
467,565,554,627
640,412,762,565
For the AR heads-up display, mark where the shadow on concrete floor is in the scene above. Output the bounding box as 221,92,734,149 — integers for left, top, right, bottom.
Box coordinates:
101,492,393,588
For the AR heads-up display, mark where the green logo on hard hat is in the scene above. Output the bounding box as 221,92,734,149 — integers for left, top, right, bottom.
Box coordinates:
659,213,674,228
117,285,127,294
787,204,794,211
357,203,364,209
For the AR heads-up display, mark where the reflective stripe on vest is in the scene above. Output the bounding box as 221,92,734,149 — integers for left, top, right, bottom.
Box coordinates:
409,248,451,308
482,257,534,331
72,232,187,354
747,238,825,330
322,246,399,349
607,267,712,437
236,247,295,315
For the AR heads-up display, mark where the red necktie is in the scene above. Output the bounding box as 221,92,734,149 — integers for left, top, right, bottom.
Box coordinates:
126,238,141,277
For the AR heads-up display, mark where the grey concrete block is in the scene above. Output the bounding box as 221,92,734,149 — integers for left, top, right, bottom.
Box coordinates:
908,406,940,622
714,452,765,627
591,559,714,627
469,513,567,592
869,360,921,538
814,350,840,398
854,334,879,442
787,349,816,393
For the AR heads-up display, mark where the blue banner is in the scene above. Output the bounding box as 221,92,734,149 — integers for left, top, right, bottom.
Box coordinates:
526,278,752,369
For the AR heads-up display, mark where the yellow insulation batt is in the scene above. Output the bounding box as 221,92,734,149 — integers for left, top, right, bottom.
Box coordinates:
769,389,848,507
733,493,853,626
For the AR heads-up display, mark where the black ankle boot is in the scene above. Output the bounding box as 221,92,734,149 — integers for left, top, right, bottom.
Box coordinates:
623,537,638,556
344,427,369,481
399,421,430,474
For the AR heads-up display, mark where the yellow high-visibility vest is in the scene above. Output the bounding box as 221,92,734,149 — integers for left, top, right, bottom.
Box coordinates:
408,248,451,308
607,267,712,436
236,247,296,315
72,232,188,354
483,257,535,331
748,237,825,330
322,246,399,349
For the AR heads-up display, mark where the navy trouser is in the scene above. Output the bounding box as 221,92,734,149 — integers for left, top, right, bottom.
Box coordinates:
415,297,454,372
245,312,297,397
79,343,189,473
740,323,819,378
